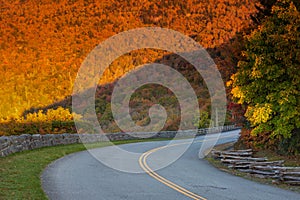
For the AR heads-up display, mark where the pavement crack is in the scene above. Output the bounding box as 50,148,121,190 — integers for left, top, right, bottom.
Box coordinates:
191,185,227,190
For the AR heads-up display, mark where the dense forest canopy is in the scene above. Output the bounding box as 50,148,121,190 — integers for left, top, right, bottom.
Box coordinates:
0,0,258,118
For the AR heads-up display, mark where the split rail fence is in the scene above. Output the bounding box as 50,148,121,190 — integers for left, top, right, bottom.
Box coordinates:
212,149,300,185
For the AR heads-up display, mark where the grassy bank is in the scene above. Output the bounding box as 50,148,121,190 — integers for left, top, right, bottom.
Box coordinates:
0,138,168,199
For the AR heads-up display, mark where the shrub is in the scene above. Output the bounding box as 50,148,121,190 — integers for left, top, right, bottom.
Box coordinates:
0,107,87,136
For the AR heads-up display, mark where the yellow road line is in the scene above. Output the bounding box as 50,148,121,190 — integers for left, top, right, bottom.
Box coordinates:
138,140,207,200
138,134,237,200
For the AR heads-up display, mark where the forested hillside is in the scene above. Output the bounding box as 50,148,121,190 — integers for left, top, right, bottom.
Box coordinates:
0,0,258,119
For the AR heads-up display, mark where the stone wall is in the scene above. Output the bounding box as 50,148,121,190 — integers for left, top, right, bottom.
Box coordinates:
0,126,239,157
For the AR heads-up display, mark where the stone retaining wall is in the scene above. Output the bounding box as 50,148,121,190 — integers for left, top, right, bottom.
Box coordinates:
0,126,239,157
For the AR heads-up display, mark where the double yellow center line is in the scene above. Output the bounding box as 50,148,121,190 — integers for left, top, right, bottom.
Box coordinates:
138,134,237,199
138,140,207,200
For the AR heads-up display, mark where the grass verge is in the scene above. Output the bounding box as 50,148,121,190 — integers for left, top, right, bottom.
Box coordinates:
0,138,169,200
205,142,300,194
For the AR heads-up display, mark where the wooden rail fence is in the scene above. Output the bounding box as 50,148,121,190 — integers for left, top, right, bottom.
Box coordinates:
212,149,300,185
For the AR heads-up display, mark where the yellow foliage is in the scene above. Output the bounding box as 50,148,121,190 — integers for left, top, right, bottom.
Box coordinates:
251,68,262,78
245,104,273,126
0,116,23,123
226,80,232,87
231,86,246,104
0,107,89,135
25,107,82,123
227,74,236,87
251,56,263,78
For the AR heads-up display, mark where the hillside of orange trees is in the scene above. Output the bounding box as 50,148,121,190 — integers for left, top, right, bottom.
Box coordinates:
0,0,259,134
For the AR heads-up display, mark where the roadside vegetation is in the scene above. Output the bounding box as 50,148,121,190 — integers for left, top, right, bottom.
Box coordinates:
228,0,300,155
0,138,170,200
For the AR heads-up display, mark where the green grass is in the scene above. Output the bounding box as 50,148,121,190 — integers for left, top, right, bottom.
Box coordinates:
0,138,169,200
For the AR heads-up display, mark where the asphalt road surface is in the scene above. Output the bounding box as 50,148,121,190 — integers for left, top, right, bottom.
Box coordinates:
42,130,300,200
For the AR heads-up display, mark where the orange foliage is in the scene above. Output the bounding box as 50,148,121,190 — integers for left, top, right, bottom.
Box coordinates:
0,0,259,118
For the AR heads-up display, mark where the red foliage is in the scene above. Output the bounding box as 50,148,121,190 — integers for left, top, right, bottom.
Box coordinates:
238,128,277,151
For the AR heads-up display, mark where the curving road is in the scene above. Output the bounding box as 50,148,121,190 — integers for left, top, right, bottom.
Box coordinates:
41,130,300,200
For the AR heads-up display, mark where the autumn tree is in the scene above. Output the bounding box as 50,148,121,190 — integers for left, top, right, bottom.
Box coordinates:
229,0,300,154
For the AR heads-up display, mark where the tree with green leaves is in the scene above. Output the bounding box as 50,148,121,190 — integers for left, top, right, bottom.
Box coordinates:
228,0,300,154
193,111,210,129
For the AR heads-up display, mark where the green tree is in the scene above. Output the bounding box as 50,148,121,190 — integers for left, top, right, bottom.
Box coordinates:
193,111,210,129
229,0,300,153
